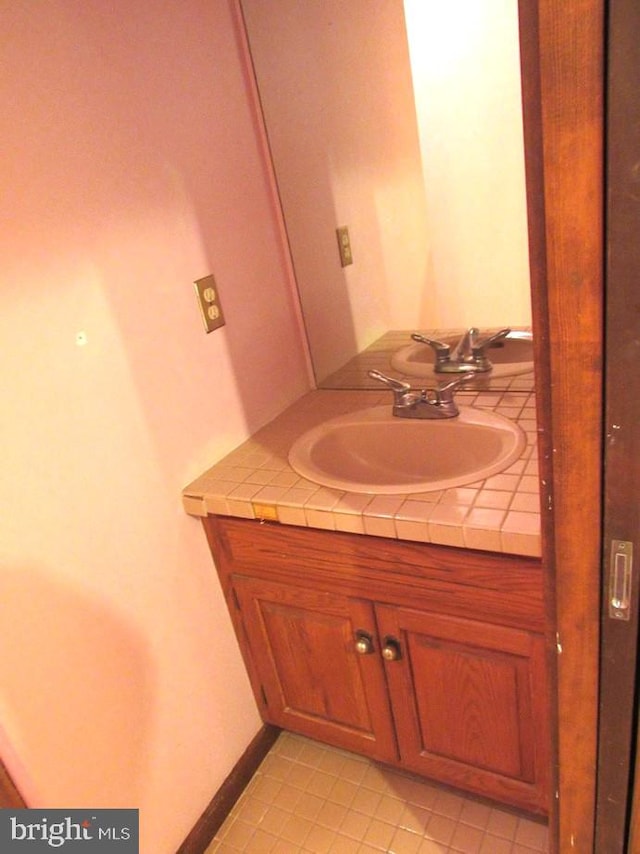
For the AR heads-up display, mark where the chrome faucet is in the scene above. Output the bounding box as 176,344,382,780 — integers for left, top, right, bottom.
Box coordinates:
368,370,475,419
411,327,511,373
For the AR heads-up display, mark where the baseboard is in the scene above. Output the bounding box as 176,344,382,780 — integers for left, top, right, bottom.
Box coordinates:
177,724,280,854
0,758,27,809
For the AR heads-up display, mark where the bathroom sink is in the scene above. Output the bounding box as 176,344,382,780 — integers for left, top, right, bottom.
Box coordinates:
390,330,534,380
288,406,526,494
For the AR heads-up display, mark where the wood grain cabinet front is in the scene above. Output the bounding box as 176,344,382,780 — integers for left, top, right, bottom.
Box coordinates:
203,515,549,816
376,603,549,813
233,575,398,763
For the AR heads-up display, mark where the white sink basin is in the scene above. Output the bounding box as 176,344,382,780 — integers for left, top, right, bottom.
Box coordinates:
288,406,526,494
390,330,534,380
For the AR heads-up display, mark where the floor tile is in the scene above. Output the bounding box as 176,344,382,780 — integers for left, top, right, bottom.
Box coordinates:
205,732,549,854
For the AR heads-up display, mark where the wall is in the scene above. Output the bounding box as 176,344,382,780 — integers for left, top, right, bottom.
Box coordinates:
0,2,310,852
404,0,532,327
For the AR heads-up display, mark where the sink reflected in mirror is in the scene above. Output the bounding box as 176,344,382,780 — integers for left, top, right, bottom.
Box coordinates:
390,330,534,381
288,405,526,495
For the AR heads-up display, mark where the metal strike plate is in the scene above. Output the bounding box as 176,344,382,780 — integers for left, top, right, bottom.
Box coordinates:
609,539,633,621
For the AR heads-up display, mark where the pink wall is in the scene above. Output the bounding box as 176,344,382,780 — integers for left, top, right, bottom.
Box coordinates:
404,0,531,327
0,2,310,852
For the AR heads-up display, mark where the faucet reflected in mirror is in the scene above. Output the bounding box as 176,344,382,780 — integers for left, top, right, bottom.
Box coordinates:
240,0,532,389
414,327,511,374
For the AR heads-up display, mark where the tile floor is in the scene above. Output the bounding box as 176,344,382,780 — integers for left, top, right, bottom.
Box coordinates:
206,733,549,854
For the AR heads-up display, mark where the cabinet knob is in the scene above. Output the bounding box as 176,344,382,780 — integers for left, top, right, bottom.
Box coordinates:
381,637,402,661
354,630,374,655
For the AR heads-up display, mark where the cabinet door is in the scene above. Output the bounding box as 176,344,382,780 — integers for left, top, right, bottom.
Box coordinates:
376,604,549,814
233,575,398,762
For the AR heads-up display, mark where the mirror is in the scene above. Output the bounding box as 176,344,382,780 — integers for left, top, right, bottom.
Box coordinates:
240,0,533,391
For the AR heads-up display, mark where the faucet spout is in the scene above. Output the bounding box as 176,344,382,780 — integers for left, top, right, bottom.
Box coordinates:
449,327,479,362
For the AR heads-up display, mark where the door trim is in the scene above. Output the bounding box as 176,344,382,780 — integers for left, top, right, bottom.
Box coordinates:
519,2,605,851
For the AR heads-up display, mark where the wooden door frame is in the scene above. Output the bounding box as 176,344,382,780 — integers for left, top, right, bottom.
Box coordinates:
520,2,604,852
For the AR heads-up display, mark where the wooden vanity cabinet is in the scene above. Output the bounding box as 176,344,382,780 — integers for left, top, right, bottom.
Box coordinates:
203,514,549,816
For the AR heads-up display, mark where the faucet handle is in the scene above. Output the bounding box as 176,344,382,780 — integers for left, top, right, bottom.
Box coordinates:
436,372,477,401
471,327,511,354
368,370,411,395
410,333,451,363
470,327,511,370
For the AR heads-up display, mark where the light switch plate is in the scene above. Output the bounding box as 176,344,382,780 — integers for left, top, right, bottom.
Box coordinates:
194,274,225,333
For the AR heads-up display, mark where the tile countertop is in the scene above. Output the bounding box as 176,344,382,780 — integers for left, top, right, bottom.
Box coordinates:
183,388,541,558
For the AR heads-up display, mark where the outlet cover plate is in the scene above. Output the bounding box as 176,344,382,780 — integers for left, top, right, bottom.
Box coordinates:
336,226,353,267
194,274,225,333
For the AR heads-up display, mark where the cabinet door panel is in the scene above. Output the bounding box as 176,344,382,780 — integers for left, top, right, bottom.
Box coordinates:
377,605,549,814
411,639,530,779
234,575,398,762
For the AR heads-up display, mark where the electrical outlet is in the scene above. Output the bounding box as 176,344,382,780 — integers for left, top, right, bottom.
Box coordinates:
194,274,225,333
336,226,353,267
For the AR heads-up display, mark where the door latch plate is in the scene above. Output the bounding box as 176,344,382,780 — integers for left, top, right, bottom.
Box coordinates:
609,539,633,621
